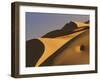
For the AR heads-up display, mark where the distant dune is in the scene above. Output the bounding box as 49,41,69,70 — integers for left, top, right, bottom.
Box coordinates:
42,21,89,38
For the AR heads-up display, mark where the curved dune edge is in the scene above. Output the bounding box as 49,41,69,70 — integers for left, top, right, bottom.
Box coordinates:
74,21,89,27
35,30,87,67
52,30,89,65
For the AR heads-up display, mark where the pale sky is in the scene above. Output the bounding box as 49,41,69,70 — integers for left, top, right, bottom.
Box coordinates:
26,12,89,40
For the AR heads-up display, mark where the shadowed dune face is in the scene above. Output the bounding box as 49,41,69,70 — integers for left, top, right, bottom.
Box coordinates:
26,39,45,67
84,20,89,24
62,21,78,31
42,21,89,38
42,21,78,38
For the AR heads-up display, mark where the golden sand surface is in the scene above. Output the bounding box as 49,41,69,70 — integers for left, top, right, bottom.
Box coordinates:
35,22,89,67
74,21,89,27
35,31,86,67
53,30,89,65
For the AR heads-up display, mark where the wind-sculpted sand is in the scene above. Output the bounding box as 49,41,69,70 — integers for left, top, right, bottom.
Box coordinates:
26,21,89,67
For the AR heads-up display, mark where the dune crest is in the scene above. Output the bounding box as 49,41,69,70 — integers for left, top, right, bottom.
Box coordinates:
35,30,87,67
74,21,89,27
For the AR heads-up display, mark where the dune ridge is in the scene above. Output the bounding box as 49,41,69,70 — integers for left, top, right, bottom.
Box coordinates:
35,29,87,67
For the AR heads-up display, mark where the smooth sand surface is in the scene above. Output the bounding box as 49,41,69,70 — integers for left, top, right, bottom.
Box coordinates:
35,30,86,67
35,22,89,67
52,30,89,65
75,21,89,27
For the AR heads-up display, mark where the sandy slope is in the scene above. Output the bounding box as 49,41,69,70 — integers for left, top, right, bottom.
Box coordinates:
53,30,89,65
34,22,89,67
74,21,89,27
35,30,87,67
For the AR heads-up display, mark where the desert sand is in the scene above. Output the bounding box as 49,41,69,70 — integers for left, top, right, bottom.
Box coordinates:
26,21,89,67
35,22,89,67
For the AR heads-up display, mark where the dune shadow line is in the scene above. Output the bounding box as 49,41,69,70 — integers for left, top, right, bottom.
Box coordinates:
40,29,89,66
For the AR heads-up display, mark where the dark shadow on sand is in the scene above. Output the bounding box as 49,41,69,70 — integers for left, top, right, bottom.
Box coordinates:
26,39,45,67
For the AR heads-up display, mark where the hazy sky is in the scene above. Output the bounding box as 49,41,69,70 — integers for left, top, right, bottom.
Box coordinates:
26,12,89,40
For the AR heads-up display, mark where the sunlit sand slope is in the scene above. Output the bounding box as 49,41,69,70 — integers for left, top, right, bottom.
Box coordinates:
52,30,89,65
35,30,87,67
75,21,89,27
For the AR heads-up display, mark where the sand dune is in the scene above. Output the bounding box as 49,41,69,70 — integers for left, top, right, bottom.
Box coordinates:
52,30,89,65
42,21,89,38
74,21,89,27
35,29,87,67
26,21,89,67
35,22,89,66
